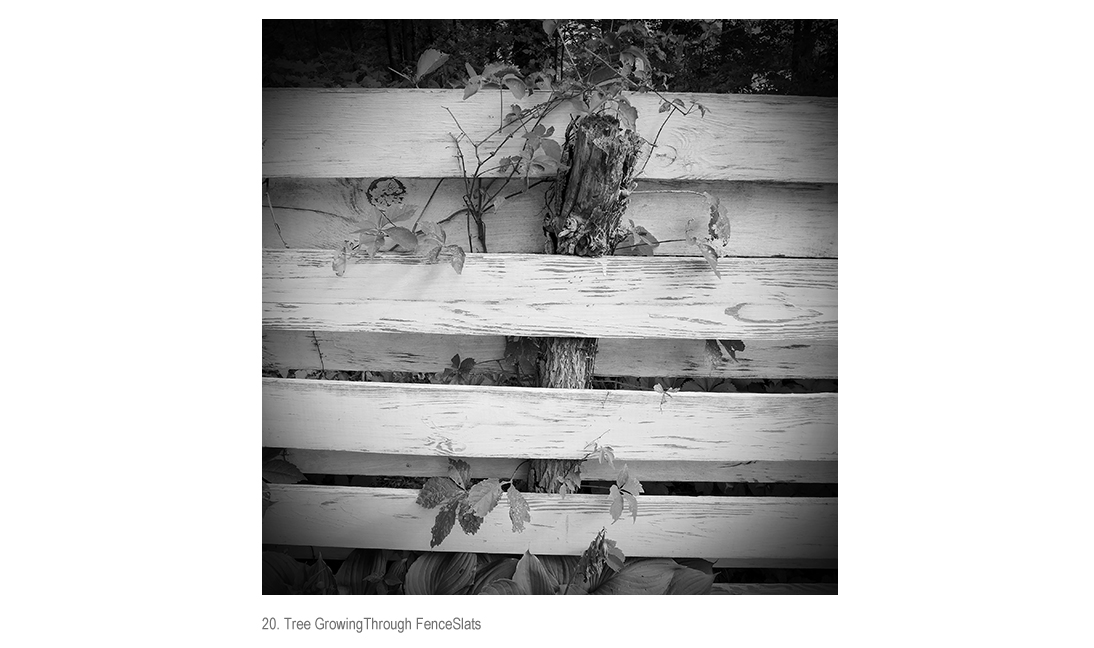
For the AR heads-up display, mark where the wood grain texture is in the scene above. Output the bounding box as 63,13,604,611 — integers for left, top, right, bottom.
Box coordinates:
262,177,838,258
263,485,837,560
711,583,836,595
283,450,838,483
263,378,836,462
263,89,837,182
263,251,838,340
262,330,837,378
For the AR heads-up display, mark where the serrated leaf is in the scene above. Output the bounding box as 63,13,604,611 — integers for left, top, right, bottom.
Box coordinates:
386,226,419,251
697,243,721,277
623,492,639,522
514,550,559,595
458,499,484,535
446,245,466,274
467,478,503,518
447,458,472,489
263,459,306,484
414,49,449,82
608,484,624,522
539,137,563,163
459,356,477,374
416,476,464,509
507,485,531,532
591,559,678,595
418,220,446,244
429,497,461,548
666,565,714,594
405,551,476,594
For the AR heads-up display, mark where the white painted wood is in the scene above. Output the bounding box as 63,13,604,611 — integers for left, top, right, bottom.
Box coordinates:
263,89,837,182
263,378,837,462
263,485,837,560
262,177,838,258
283,450,838,483
262,330,837,379
263,251,838,340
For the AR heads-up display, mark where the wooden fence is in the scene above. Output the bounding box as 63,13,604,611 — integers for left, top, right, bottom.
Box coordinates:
262,88,837,593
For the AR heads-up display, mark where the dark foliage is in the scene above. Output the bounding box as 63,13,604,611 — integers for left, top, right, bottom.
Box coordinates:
263,19,836,96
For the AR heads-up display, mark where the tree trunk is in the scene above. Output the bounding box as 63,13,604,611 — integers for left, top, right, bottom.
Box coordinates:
528,113,642,494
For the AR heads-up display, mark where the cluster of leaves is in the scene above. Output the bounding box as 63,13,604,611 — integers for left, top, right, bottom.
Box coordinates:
416,459,532,548
332,202,466,276
331,548,411,595
263,552,337,595
263,448,306,517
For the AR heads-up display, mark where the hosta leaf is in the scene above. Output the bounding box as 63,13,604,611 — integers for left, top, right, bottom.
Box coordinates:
447,245,466,274
471,557,519,593
665,566,715,595
478,579,526,595
429,497,461,548
386,226,419,251
507,484,531,532
458,499,483,535
302,555,337,595
514,550,559,595
263,552,306,595
416,476,463,509
404,551,477,595
447,458,472,489
263,459,306,484
590,559,678,595
414,49,449,82
467,478,503,518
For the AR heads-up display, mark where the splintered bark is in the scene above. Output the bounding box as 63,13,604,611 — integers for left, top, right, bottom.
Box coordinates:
528,114,642,494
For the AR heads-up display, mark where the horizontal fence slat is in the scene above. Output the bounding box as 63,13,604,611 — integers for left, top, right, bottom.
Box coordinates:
263,89,837,182
263,485,837,561
263,252,837,340
263,378,836,462
263,178,837,258
263,331,837,379
283,450,837,483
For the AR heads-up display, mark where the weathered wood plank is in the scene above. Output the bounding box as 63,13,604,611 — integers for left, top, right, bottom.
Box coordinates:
262,177,838,258
263,252,838,340
263,378,837,462
711,583,836,595
263,89,837,182
282,450,838,483
263,485,837,560
262,330,837,379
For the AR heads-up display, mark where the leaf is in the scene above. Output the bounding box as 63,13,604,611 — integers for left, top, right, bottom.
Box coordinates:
622,470,644,497
588,66,617,86
705,192,731,240
425,245,442,264
416,476,464,509
507,484,531,532
539,138,562,162
385,203,418,223
263,459,306,484
457,499,483,535
429,497,461,548
719,339,745,361
605,545,626,572
665,566,715,595
618,103,638,131
414,49,449,82
608,484,624,522
404,551,477,595
673,98,686,109
478,579,526,595
542,20,557,37
386,226,419,251
697,243,721,278
695,101,709,117
446,245,466,274
514,550,559,595
263,552,306,594
623,492,639,522
659,100,671,113
447,458,472,490
471,557,519,594
466,478,503,518
503,74,527,100
263,447,283,463
458,356,477,374
465,62,477,78
262,483,274,517
591,559,679,595
418,220,446,244
302,555,338,595
570,96,589,114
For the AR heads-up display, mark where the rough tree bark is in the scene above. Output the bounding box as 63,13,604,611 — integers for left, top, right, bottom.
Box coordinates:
527,113,643,493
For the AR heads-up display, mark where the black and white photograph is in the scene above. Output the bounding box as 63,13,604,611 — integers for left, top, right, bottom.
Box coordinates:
261,18,838,599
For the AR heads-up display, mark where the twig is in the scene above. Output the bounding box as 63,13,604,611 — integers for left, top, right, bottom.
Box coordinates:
266,191,289,248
